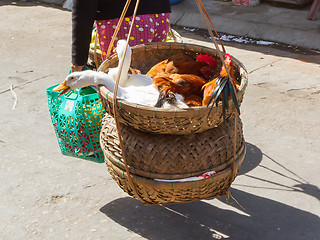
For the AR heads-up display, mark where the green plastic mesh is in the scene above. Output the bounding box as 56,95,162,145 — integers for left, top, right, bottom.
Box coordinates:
46,85,105,163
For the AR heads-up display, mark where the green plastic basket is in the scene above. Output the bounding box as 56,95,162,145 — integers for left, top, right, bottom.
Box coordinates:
46,85,105,163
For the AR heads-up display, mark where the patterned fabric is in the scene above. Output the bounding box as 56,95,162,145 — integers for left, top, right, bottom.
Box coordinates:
96,13,170,61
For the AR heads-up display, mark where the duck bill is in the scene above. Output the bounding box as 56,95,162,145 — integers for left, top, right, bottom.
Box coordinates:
53,80,71,96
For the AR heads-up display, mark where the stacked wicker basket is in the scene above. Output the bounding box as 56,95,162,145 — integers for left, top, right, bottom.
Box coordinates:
97,42,248,205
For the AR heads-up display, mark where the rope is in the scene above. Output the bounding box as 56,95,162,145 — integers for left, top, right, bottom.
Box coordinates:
195,0,231,80
93,28,99,70
106,0,132,59
93,0,132,70
111,0,147,205
195,0,226,53
226,191,245,210
195,0,240,189
230,113,239,184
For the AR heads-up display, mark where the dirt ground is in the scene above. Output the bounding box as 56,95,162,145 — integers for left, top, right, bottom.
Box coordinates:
0,2,319,240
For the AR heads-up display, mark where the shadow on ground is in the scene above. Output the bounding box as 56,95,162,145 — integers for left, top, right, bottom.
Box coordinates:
100,142,319,239
100,191,319,240
237,143,320,202
238,142,262,175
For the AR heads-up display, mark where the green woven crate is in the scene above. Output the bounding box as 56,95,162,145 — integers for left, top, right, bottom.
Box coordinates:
46,85,105,163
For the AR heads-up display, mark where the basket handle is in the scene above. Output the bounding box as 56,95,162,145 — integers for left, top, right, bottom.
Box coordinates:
93,27,99,70
64,88,81,100
92,0,132,70
106,0,132,59
110,0,148,205
195,0,239,190
195,0,226,53
195,0,231,80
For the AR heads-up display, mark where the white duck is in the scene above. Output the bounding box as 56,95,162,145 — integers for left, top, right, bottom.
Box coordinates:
53,70,188,108
53,70,160,107
107,39,152,87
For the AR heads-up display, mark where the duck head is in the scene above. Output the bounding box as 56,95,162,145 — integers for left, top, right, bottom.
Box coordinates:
53,70,121,97
53,71,99,96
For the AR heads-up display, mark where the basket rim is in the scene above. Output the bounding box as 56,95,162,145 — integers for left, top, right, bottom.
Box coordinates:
98,42,248,114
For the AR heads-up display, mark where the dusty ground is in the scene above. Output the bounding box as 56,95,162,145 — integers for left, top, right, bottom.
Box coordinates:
0,2,319,240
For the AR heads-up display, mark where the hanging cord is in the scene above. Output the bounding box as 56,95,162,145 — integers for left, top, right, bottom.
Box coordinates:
106,0,132,59
195,0,230,78
195,0,226,53
111,0,147,204
230,112,238,184
226,191,245,210
93,27,99,70
195,0,240,188
93,0,132,70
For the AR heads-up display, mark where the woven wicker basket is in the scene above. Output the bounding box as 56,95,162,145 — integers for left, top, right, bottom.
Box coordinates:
98,42,248,135
100,113,246,205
